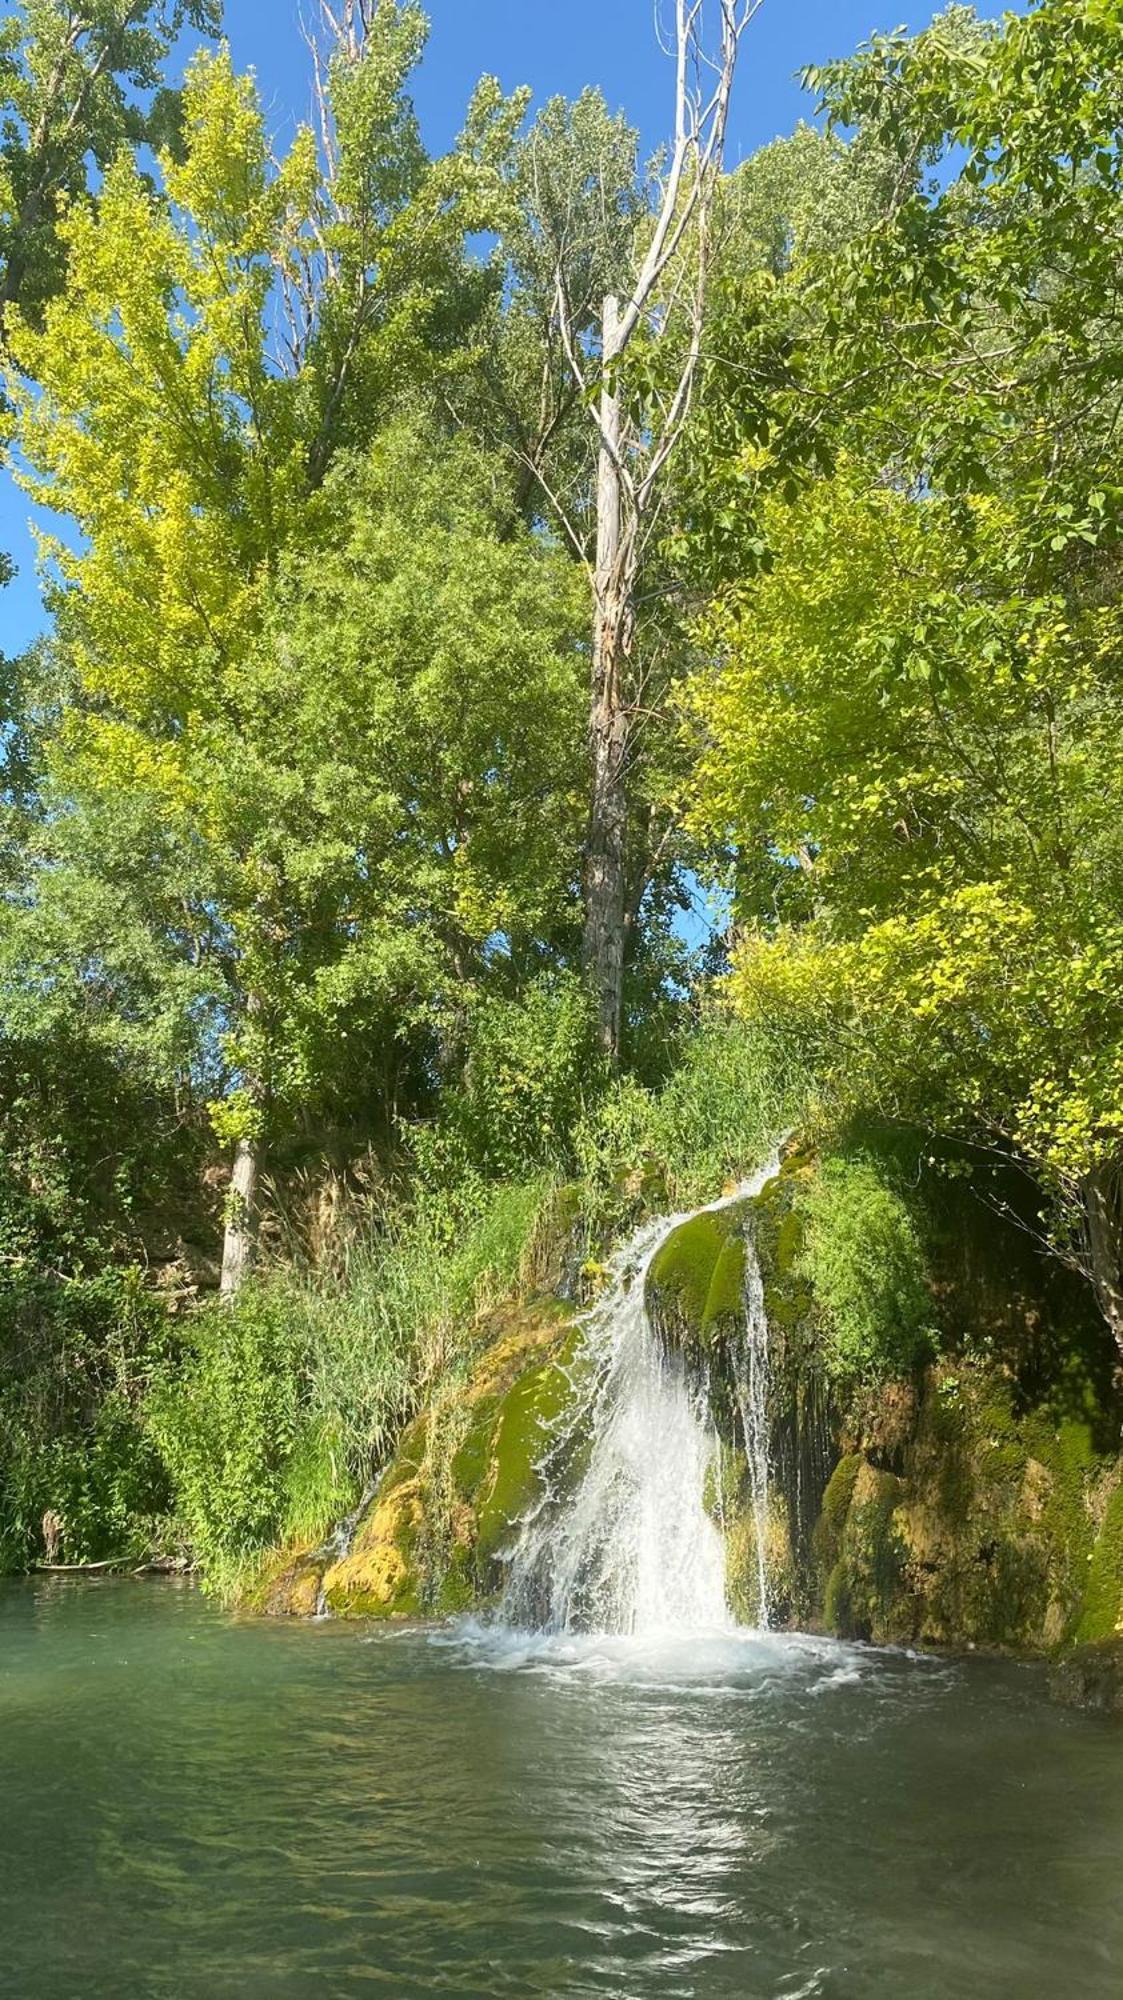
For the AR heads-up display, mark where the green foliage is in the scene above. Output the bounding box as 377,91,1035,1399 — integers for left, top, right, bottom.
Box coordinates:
571,1013,805,1241
0,1262,173,1569
686,2,1123,1337
419,972,605,1184
648,1014,805,1205
0,1,221,340
148,1286,337,1599
0,1007,202,1571
795,1155,934,1383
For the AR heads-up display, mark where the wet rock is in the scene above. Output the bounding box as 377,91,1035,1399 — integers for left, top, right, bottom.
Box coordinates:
1049,1639,1123,1715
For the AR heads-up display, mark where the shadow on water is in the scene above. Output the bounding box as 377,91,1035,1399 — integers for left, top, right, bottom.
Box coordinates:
2,1578,1123,1999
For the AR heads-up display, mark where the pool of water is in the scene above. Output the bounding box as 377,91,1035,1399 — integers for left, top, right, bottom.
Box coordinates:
2,1579,1121,1998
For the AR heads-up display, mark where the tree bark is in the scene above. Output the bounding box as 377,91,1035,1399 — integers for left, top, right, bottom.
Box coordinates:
1084,1161,1123,1362
583,295,632,1062
220,1135,261,1299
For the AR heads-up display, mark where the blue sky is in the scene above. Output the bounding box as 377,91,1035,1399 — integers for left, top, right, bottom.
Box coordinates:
1,0,1015,655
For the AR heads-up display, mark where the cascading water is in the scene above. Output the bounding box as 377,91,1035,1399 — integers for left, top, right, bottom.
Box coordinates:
501,1156,780,1640
732,1227,773,1629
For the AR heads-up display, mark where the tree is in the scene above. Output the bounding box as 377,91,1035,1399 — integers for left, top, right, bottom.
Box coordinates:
495,1,760,1061
685,1,1123,1354
0,0,221,346
4,21,559,1290
461,87,645,537
296,0,524,483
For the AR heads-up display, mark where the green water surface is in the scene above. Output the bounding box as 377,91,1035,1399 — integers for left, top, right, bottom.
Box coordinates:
1,1579,1120,1998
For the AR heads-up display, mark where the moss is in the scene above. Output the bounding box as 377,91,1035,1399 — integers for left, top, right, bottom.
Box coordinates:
824,1559,852,1632
293,1303,585,1621
836,1464,909,1641
812,1452,863,1571
748,1165,816,1345
703,1236,747,1333
323,1470,426,1617
449,1393,500,1503
475,1329,580,1567
647,1209,744,1353
1077,1472,1123,1644
246,1543,326,1618
724,1491,792,1626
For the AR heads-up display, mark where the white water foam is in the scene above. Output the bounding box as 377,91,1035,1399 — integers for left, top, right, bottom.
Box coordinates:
436,1616,874,1694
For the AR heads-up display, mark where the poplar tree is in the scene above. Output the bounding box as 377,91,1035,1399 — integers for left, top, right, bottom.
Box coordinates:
6,30,578,1292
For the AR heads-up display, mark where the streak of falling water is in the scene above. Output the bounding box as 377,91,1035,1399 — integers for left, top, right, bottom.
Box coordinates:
501,1155,781,1638
734,1229,773,1629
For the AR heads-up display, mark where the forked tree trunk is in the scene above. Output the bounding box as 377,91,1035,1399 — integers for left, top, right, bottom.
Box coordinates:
1084,1161,1123,1363
583,296,632,1061
562,12,756,1055
220,1136,261,1299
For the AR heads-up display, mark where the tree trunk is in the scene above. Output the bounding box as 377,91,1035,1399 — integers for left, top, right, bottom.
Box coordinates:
1084,1161,1123,1363
220,1136,260,1300
583,295,631,1062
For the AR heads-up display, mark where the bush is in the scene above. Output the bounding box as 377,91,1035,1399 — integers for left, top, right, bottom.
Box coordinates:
0,1265,173,1570
571,1013,808,1239
795,1154,935,1382
418,973,606,1184
148,1284,349,1597
648,1014,807,1204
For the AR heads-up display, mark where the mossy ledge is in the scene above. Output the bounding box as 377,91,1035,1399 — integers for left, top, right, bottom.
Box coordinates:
806,1360,1123,1655
252,1298,581,1620
646,1202,749,1359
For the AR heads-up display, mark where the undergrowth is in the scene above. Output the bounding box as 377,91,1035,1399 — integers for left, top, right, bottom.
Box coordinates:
150,1175,560,1597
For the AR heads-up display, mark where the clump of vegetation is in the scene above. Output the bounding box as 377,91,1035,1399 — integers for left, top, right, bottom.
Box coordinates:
0,1264,174,1571
795,1156,934,1384
150,1175,560,1597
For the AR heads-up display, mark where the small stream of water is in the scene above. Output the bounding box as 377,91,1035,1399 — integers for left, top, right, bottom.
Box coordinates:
734,1223,774,1629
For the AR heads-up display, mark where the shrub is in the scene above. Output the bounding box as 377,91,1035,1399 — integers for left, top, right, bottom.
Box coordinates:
795,1154,935,1382
0,1265,173,1570
571,1013,808,1237
417,973,606,1184
149,1286,312,1592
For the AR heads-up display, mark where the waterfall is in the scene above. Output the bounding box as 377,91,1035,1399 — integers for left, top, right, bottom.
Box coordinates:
501,1157,780,1639
733,1229,773,1629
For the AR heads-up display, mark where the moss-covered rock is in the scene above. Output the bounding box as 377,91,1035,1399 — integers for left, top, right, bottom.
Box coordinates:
1076,1469,1123,1645
823,1460,909,1642
807,1364,1123,1652
723,1476,794,1626
646,1204,748,1358
260,1299,582,1620
1048,1637,1123,1714
250,1544,329,1619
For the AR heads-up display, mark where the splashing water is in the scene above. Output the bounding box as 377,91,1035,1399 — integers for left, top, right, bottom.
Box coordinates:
501,1156,781,1640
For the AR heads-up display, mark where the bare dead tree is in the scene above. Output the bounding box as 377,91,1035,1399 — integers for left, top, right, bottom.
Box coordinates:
553,0,763,1060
